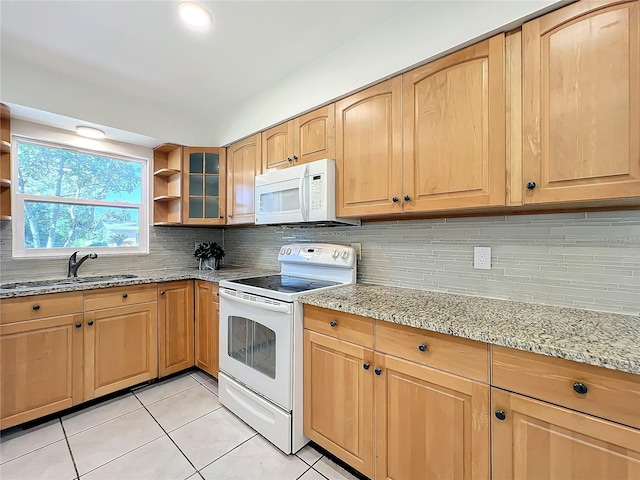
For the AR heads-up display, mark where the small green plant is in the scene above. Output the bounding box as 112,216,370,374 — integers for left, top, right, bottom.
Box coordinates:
193,241,225,260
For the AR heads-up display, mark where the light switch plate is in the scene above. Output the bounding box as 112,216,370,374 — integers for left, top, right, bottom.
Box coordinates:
474,246,491,270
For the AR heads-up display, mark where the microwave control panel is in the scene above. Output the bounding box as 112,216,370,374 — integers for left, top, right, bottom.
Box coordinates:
309,174,324,211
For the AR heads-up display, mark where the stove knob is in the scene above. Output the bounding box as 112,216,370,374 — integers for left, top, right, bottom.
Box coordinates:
286,248,292,255
280,248,286,255
332,250,339,258
341,251,349,259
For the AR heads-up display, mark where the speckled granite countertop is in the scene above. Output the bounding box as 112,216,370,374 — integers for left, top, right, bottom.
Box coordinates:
0,267,274,299
300,284,640,375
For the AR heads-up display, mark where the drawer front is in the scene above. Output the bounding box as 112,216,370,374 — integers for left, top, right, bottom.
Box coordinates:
304,305,374,348
0,292,84,324
375,320,489,382
492,346,640,429
84,284,157,311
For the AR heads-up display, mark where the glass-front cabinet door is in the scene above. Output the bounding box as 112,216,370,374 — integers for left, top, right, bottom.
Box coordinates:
182,147,226,225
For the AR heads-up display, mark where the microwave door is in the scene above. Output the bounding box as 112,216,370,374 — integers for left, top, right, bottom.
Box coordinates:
255,175,307,224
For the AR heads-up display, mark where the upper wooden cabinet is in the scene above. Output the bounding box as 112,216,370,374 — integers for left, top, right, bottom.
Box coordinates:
227,134,261,225
404,35,506,212
262,104,336,171
522,0,640,204
152,144,183,225
182,147,226,225
336,77,404,217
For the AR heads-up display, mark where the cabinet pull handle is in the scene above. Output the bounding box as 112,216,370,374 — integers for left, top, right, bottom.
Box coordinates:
526,181,536,190
122,293,128,299
363,362,370,370
418,343,427,352
329,320,337,327
573,382,588,395
392,196,399,203
287,157,293,162
32,304,40,311
160,290,165,296
374,368,382,376
403,195,410,201
293,155,298,161
495,410,506,421
75,322,82,328
87,320,94,326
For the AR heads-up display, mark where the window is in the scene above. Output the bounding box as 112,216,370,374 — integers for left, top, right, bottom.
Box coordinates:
12,137,148,257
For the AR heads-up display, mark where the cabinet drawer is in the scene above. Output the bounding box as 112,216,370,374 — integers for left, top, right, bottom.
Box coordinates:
84,284,157,311
304,305,373,348
0,292,84,324
492,346,640,429
375,320,489,382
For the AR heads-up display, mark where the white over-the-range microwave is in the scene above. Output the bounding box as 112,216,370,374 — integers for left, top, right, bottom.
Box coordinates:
254,158,360,226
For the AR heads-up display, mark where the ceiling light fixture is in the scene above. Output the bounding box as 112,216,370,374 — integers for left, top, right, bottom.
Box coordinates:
178,2,211,29
75,126,105,139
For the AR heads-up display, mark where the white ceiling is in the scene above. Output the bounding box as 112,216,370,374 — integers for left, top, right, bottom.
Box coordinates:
1,1,561,147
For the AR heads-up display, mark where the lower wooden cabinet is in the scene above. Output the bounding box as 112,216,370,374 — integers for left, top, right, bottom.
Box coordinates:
195,280,219,377
158,281,194,377
375,354,490,480
0,314,84,429
84,302,158,400
304,329,375,477
492,388,640,480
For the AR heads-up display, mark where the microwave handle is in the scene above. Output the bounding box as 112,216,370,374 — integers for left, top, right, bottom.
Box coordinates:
299,164,308,222
219,289,290,313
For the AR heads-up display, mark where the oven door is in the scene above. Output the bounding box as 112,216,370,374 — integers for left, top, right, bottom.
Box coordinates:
219,288,294,411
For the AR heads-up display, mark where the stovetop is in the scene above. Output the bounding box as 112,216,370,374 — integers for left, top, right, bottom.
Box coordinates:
229,274,340,294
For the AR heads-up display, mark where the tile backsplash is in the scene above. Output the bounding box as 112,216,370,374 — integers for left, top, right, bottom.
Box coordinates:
1,211,638,315
0,223,222,281
223,211,640,315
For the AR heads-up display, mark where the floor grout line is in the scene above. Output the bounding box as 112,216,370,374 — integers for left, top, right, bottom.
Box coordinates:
59,417,80,480
133,381,204,407
196,433,259,473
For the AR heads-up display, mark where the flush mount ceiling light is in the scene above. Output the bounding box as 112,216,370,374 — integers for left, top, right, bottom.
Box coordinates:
178,2,211,29
75,126,105,139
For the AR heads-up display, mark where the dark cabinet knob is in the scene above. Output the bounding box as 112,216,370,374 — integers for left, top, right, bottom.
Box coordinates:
122,293,128,299
160,290,165,296
418,343,427,352
293,155,298,161
329,320,337,327
75,322,82,328
363,362,370,370
88,320,94,326
32,304,40,311
220,216,224,219
228,214,232,218
526,181,536,190
287,157,293,162
392,197,399,203
573,382,588,395
495,410,506,421
404,195,410,201
374,368,382,376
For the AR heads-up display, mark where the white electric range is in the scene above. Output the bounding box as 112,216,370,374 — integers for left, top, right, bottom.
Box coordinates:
218,243,356,454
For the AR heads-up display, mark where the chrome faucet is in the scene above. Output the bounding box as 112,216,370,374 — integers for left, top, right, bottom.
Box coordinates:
67,251,98,278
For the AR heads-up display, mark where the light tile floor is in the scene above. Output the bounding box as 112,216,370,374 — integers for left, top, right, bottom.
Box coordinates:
0,371,361,480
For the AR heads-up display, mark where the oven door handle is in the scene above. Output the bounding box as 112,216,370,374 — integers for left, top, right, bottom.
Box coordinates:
219,290,290,313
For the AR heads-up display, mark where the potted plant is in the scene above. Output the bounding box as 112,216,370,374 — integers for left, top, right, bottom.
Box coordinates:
193,241,225,270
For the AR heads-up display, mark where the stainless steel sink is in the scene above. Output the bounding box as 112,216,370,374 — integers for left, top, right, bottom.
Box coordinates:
0,274,138,290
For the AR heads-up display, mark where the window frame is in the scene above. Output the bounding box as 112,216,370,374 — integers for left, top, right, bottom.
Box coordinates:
11,135,150,258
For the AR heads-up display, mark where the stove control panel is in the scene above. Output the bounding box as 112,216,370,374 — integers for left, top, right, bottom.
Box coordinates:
278,243,355,267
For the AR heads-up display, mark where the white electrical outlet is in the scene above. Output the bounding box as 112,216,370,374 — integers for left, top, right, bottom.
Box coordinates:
474,246,491,270
351,242,362,260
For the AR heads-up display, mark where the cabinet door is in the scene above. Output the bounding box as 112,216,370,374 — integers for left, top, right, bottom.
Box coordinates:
226,134,261,225
303,330,374,478
1,314,84,429
262,121,294,171
293,104,336,166
492,388,640,480
403,35,506,212
84,303,158,399
195,280,219,377
522,0,640,204
183,147,226,225
158,281,194,377
375,354,490,480
336,77,403,217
